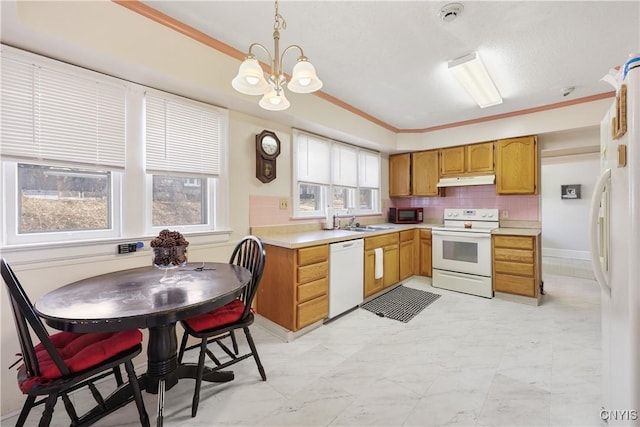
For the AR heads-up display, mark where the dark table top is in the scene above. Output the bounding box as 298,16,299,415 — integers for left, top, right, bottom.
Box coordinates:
34,262,251,333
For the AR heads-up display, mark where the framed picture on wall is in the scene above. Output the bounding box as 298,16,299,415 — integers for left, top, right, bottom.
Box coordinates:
561,184,581,199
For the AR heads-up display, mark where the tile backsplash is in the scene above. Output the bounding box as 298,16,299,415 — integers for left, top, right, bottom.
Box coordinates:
249,186,539,227
391,185,540,221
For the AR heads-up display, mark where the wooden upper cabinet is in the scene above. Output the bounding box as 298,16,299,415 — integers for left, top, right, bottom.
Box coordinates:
389,153,411,196
390,151,441,197
495,136,538,194
412,150,441,196
466,142,494,174
440,142,494,177
439,146,465,176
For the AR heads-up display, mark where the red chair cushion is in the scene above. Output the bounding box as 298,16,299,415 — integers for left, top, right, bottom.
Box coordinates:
19,329,142,393
184,299,246,332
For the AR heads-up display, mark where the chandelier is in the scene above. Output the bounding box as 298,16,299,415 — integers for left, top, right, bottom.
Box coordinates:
231,1,323,111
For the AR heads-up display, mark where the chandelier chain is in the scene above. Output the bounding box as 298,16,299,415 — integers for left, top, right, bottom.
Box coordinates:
274,1,287,31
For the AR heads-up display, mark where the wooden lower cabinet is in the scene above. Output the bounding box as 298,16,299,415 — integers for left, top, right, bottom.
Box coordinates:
257,243,329,331
419,229,432,277
492,234,541,300
399,229,418,281
364,233,399,298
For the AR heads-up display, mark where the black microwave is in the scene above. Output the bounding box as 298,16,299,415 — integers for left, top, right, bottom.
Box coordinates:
388,207,423,224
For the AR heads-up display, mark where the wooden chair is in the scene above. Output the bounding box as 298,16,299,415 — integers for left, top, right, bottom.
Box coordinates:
177,235,267,417
1,259,150,427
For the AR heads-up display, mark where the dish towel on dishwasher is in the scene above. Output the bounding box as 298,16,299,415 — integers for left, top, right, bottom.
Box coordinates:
374,248,384,279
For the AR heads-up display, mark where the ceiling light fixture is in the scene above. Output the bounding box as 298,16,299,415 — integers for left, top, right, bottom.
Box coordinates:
448,52,502,108
232,1,322,111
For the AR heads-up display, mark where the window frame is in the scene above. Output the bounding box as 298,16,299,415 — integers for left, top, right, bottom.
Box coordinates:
2,161,123,245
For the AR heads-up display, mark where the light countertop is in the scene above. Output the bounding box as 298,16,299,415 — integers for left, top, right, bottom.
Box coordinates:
492,227,541,236
257,223,442,249
256,223,540,249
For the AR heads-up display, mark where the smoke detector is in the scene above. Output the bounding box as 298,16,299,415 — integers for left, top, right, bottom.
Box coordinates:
440,3,464,22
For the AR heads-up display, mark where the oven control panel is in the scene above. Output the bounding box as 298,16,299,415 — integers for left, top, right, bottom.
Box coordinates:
444,208,498,221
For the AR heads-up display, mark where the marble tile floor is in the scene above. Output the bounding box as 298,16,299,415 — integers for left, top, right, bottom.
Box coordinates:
3,274,604,427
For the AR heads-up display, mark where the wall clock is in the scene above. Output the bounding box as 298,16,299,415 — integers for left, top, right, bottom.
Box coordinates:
255,130,281,183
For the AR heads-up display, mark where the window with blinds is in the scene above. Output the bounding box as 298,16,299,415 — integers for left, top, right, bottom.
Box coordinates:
293,129,381,218
1,45,229,246
1,49,126,243
144,91,225,229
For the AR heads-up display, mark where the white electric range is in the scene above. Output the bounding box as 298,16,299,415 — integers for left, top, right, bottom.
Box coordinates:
431,208,499,298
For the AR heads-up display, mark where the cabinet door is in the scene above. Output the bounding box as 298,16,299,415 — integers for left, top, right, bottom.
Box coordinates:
412,150,441,196
419,234,432,277
496,136,538,194
383,244,399,288
399,240,414,281
466,142,494,174
439,146,465,176
364,249,383,298
389,153,411,196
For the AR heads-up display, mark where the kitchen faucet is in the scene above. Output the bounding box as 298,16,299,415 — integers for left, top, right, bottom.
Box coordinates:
348,216,356,227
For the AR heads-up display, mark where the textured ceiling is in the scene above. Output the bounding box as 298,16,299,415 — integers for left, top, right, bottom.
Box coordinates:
143,1,639,131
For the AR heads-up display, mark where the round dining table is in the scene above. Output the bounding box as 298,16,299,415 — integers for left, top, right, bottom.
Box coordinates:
34,262,251,427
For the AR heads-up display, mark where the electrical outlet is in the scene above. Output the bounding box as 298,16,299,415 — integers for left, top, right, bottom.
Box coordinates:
501,210,509,219
279,199,288,209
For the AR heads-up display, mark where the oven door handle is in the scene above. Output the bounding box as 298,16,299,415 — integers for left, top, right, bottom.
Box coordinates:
431,230,491,238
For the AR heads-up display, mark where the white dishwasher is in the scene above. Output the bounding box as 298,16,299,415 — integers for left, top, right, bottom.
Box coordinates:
328,239,364,319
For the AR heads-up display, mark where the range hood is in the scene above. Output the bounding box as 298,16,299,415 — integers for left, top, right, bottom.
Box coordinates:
436,174,495,188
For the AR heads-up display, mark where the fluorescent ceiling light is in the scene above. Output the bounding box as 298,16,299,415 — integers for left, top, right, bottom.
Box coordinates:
448,52,502,108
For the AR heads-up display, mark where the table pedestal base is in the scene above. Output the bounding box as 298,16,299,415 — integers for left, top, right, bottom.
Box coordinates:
143,323,234,427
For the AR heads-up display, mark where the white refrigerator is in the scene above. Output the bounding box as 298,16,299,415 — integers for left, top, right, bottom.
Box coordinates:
590,53,640,424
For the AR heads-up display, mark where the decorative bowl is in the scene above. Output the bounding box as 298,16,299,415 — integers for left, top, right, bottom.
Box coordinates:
152,245,188,269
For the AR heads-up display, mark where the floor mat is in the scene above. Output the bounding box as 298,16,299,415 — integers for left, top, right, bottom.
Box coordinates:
360,285,441,323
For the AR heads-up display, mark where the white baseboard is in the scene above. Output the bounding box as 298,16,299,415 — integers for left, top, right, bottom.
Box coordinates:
542,248,591,260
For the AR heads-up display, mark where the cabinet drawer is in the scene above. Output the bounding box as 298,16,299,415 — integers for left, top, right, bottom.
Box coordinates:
399,230,415,242
494,260,534,277
297,261,328,284
365,233,399,250
297,278,328,303
493,247,534,263
494,273,535,297
297,245,328,266
419,229,432,239
297,295,328,329
493,236,534,250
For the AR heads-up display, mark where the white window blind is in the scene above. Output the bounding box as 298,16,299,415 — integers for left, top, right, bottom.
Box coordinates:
145,92,221,176
295,132,330,184
358,150,380,188
332,144,358,187
1,55,126,169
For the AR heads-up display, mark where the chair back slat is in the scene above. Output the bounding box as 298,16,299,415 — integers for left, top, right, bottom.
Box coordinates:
228,236,266,319
1,259,71,378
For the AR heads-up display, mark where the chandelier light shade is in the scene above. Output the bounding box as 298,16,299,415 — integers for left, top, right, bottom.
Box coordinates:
448,52,502,108
232,1,322,111
259,89,291,111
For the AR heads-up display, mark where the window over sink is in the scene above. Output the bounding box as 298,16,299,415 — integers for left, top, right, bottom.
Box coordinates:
292,129,381,218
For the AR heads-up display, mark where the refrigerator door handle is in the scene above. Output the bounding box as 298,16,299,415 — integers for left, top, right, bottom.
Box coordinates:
590,168,611,295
